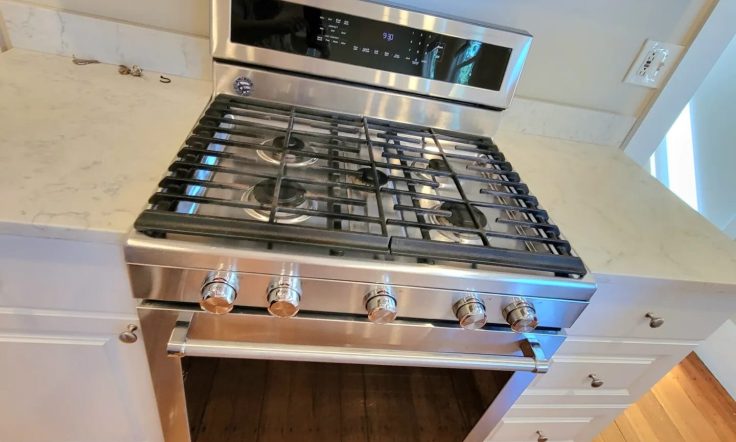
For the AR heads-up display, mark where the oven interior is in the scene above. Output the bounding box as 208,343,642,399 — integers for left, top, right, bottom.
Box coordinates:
182,357,511,441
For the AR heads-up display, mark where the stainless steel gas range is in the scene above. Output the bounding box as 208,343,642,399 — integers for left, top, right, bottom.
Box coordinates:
125,1,596,441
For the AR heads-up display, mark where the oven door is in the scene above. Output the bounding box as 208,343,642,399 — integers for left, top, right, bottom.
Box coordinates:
138,302,563,442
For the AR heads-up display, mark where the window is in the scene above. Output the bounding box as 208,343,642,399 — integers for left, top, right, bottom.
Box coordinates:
649,104,698,210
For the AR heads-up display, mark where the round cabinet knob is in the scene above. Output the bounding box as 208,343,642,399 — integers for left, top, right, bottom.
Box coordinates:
645,312,664,328
502,300,539,333
118,324,138,344
588,373,604,388
267,278,301,318
364,288,397,324
233,76,253,96
200,272,238,314
453,296,487,330
536,431,549,442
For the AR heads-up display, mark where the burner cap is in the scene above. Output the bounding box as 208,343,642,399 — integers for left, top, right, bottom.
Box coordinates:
427,158,451,172
439,202,487,229
252,179,306,207
357,168,389,187
272,135,305,151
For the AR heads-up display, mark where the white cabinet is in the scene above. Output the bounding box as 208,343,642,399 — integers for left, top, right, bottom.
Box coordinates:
486,273,736,441
0,234,163,442
0,310,163,442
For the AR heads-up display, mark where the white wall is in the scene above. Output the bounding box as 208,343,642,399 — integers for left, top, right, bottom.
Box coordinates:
689,35,736,233
17,0,210,36
8,0,713,117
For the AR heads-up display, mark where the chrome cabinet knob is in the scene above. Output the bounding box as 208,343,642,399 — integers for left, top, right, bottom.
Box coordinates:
364,288,397,324
645,312,664,328
502,299,539,333
536,430,549,442
267,277,301,318
200,272,238,314
588,373,604,388
118,324,138,343
453,295,487,330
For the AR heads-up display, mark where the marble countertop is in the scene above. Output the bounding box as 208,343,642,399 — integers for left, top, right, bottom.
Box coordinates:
496,130,736,286
1,49,734,285
0,49,211,243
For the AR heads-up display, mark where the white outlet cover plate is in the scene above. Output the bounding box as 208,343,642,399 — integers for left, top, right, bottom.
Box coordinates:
624,39,684,89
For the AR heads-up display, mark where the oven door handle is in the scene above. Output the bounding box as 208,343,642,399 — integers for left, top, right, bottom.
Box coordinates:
166,315,550,373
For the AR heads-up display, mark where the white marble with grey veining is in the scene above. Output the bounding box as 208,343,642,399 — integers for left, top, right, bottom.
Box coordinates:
495,129,736,286
0,0,211,80
0,49,211,243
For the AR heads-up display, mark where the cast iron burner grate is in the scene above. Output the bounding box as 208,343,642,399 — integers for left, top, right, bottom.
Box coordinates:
135,94,586,277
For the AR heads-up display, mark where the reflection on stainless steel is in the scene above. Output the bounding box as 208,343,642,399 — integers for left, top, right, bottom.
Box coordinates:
213,63,504,137
212,0,531,109
167,312,549,372
128,262,589,329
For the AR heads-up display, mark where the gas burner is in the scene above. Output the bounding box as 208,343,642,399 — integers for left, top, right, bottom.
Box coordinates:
427,201,488,244
354,168,388,187
413,157,453,184
241,178,317,224
257,135,319,167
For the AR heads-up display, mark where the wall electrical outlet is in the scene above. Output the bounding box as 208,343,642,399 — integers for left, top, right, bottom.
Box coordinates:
624,39,684,88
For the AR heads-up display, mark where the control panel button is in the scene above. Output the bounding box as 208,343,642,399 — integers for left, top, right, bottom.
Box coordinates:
200,272,239,314
452,295,487,330
364,288,397,324
503,299,539,333
267,277,301,318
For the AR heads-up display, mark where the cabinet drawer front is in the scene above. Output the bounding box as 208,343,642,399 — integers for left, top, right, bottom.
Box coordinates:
488,417,591,442
485,406,627,442
519,338,696,405
568,276,736,341
532,355,653,391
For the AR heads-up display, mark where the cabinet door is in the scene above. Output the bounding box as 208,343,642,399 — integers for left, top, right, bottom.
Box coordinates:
0,312,163,442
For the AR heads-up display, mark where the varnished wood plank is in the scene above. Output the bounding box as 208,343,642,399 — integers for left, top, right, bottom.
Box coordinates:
339,365,368,442
676,354,736,438
597,352,736,441
651,366,722,441
364,365,419,442
183,358,219,441
615,405,661,442
409,367,469,442
192,359,268,442
597,422,627,442
256,361,295,442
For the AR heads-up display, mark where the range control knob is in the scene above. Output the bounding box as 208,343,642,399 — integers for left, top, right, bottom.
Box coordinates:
453,295,487,330
233,76,253,96
503,299,539,333
364,288,397,324
200,272,239,314
267,277,301,318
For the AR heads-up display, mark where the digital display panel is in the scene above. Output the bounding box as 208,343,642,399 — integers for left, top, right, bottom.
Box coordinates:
231,0,512,91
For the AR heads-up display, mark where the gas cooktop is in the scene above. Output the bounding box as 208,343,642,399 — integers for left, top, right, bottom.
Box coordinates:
134,95,585,277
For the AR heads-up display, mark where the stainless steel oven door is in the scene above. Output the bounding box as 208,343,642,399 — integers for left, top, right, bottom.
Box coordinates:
138,302,564,442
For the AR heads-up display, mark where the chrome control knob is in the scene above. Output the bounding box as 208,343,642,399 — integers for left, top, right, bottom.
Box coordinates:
200,272,238,314
364,288,397,324
453,295,487,330
267,277,301,318
503,300,538,332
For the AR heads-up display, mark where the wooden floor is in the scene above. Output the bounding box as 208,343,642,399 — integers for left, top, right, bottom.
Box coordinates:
183,358,510,442
595,353,736,442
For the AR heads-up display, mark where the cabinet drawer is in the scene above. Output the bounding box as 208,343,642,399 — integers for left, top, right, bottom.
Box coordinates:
485,405,626,442
531,354,653,391
567,275,736,340
519,337,695,405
